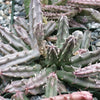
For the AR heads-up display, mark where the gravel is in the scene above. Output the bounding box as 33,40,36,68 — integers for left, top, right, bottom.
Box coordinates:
0,0,26,27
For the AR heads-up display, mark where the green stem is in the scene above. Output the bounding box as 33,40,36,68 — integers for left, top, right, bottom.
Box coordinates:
11,0,15,25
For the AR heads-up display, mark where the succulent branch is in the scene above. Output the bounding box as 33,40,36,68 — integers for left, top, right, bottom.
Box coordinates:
14,17,29,31
46,43,58,66
5,68,52,94
13,24,32,48
0,41,17,55
56,16,69,49
57,71,100,89
42,91,93,100
67,0,100,8
45,72,58,98
29,0,42,46
58,35,76,65
79,8,100,23
0,49,40,69
0,65,41,78
70,49,100,67
80,30,91,49
42,5,78,20
44,21,56,39
72,30,83,53
0,26,27,50
74,63,100,78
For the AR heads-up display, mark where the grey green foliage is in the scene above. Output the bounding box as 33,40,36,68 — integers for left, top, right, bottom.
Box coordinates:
80,30,91,49
0,0,100,99
45,72,58,97
5,68,52,94
0,65,41,78
57,71,100,89
56,16,69,49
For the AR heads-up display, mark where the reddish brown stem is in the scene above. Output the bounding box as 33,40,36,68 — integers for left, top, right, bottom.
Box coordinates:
42,91,93,100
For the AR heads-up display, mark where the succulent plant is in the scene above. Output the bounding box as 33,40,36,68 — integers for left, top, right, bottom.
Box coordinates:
1,0,100,99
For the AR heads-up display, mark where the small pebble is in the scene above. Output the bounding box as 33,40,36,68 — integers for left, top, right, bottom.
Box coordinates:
0,0,25,27
30,96,41,100
5,1,10,5
15,0,24,5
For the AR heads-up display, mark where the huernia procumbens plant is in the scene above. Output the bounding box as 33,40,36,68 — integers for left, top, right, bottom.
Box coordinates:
0,0,100,99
